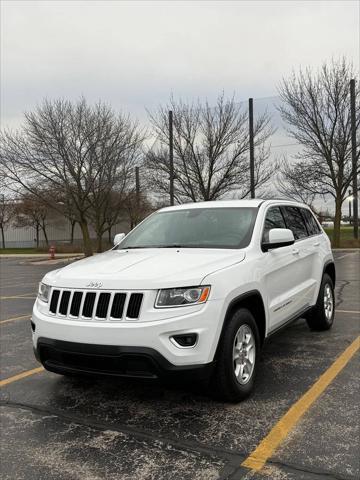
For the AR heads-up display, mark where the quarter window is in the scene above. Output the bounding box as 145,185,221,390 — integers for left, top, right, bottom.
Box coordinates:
301,209,321,236
262,207,286,242
281,206,308,240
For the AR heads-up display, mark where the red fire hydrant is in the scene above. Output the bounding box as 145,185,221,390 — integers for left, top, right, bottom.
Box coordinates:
49,245,56,260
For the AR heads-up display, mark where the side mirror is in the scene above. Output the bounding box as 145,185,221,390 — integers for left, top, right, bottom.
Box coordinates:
262,228,295,252
113,233,125,246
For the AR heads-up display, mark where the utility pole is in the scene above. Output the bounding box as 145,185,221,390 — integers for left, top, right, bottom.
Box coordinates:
350,79,358,238
249,98,255,198
348,190,352,224
169,110,174,206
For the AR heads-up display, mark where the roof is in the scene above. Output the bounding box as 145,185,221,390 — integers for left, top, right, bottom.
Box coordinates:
159,199,265,211
159,198,309,212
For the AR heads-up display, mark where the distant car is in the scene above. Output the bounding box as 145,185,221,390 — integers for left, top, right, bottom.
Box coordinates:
32,200,335,402
322,221,334,228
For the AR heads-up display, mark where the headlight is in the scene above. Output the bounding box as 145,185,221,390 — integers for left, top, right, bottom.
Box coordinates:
38,282,51,303
155,286,210,308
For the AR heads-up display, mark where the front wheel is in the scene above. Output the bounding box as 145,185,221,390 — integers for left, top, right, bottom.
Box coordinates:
306,273,335,331
211,308,260,402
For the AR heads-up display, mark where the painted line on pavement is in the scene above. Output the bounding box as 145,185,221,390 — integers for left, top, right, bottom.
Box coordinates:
0,367,44,388
0,282,37,289
336,309,360,314
0,314,31,325
335,252,358,260
241,335,360,472
0,295,36,300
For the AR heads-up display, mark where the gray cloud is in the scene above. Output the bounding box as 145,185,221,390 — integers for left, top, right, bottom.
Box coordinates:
1,0,359,129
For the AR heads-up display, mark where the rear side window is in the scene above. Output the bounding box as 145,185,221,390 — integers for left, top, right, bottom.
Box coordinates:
301,209,321,236
262,207,286,242
281,206,308,240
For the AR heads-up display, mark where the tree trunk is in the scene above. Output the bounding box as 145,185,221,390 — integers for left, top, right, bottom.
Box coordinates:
96,233,103,253
108,227,112,244
42,223,49,246
36,224,39,248
70,220,76,244
79,219,93,256
1,226,5,249
333,196,342,248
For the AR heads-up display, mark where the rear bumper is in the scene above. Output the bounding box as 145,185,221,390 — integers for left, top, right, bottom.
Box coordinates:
35,337,214,380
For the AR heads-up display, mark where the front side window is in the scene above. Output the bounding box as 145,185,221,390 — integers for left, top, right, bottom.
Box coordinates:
281,206,308,240
117,207,258,249
262,207,286,242
301,208,321,236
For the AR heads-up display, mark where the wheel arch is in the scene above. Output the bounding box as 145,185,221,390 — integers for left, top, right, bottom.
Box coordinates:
215,290,267,359
323,260,336,286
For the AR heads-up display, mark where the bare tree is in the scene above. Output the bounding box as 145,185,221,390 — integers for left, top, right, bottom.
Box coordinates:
146,93,275,203
276,158,318,209
87,141,143,252
14,192,50,247
278,58,360,247
0,98,144,256
122,190,154,230
0,194,14,248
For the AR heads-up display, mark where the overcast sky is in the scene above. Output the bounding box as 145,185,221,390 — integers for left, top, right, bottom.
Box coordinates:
1,0,359,130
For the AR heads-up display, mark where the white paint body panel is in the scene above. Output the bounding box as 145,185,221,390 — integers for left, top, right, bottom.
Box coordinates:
32,199,333,367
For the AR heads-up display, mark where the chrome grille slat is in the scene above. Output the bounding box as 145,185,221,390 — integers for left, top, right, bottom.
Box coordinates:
69,291,83,317
127,293,143,319
48,289,143,321
82,292,96,318
96,292,111,319
49,290,60,314
59,290,71,316
110,293,127,319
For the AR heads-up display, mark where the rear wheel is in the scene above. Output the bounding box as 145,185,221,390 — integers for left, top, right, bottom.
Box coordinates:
306,273,335,331
211,308,260,402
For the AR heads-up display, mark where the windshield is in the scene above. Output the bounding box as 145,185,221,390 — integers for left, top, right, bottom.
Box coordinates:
117,207,258,249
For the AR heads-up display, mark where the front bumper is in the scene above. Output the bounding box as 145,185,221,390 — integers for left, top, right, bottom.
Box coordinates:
34,338,214,380
31,299,224,368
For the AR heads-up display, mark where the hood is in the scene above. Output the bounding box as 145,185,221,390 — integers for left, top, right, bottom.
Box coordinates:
44,248,246,289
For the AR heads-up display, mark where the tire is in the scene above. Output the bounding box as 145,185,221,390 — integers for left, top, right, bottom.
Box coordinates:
306,273,335,331
211,308,260,402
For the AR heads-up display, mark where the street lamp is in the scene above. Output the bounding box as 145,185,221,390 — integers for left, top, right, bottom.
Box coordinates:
348,190,354,225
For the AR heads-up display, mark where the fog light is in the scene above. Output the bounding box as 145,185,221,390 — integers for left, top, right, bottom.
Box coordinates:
171,333,198,348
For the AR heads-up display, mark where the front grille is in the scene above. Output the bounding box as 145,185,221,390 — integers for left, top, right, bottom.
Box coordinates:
127,293,143,319
48,289,143,321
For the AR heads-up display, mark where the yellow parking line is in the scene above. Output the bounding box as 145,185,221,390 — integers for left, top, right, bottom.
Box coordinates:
0,367,44,388
0,314,31,325
242,336,360,472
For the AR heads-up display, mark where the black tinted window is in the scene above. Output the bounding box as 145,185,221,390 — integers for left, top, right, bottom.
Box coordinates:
262,207,286,242
301,209,321,236
281,206,308,240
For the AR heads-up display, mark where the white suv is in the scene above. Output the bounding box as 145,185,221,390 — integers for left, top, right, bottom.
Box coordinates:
32,200,335,401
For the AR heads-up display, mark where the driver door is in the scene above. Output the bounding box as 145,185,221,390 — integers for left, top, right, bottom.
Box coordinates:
261,206,305,332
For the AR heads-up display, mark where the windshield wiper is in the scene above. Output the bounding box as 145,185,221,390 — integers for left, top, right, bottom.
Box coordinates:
118,244,188,249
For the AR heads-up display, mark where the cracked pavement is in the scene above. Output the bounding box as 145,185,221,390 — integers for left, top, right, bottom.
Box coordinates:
0,251,359,479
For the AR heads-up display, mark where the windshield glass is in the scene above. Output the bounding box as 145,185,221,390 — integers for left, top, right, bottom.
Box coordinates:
117,207,258,249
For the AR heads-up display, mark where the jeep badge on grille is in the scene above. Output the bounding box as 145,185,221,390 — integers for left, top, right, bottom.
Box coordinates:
86,281,103,288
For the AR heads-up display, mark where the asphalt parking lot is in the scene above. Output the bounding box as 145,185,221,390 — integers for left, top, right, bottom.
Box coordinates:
0,251,359,480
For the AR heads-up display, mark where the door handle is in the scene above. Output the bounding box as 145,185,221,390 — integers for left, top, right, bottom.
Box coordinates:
313,241,320,246
292,248,300,255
